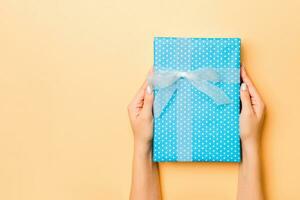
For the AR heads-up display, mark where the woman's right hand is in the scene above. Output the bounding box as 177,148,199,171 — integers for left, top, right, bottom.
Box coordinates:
238,66,265,200
239,66,265,147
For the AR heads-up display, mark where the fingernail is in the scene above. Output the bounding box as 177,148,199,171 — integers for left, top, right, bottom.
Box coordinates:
241,83,247,91
146,85,153,94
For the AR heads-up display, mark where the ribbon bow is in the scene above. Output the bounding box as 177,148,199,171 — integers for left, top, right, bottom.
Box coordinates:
148,68,237,118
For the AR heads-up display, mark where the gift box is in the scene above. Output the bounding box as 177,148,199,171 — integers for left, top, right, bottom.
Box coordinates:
150,37,241,162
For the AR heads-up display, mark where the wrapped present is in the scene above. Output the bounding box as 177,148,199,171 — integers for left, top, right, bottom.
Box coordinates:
149,37,241,162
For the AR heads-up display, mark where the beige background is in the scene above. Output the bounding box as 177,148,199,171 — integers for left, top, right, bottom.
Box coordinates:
1,0,300,199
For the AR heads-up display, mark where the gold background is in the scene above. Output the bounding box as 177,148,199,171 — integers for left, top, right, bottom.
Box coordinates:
1,0,300,199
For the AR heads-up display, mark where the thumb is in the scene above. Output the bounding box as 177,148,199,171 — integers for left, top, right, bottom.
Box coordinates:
240,83,253,114
141,84,154,118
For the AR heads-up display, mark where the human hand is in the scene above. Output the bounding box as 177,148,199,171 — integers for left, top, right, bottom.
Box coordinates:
240,66,265,147
128,72,161,200
128,73,154,152
238,67,265,200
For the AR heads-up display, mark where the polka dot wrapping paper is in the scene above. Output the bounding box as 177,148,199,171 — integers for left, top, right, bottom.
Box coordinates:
152,37,241,162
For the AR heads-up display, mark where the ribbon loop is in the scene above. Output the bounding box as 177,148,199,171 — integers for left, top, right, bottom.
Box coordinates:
148,68,238,118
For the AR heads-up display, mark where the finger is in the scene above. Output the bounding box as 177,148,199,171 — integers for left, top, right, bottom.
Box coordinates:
241,67,262,102
134,79,148,101
240,82,253,114
128,80,147,116
129,68,153,107
128,68,154,118
141,83,154,118
135,68,154,97
241,67,265,113
141,68,154,117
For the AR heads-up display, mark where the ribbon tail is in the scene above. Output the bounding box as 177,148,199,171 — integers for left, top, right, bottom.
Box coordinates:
190,80,232,105
154,84,177,118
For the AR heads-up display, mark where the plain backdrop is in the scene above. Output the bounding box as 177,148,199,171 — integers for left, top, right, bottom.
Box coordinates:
1,0,300,199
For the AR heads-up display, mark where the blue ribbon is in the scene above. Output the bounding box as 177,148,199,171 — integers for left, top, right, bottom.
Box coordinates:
148,68,240,118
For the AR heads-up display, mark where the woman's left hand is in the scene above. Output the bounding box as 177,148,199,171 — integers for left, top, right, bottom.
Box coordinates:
127,74,154,149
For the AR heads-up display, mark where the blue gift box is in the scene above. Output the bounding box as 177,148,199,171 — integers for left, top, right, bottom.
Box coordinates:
152,37,241,162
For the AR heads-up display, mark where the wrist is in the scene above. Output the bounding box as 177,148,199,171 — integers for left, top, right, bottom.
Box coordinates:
134,139,152,157
241,138,260,158
241,135,260,148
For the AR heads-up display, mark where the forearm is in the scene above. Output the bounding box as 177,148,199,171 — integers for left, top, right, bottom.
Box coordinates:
237,140,264,200
130,142,161,200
